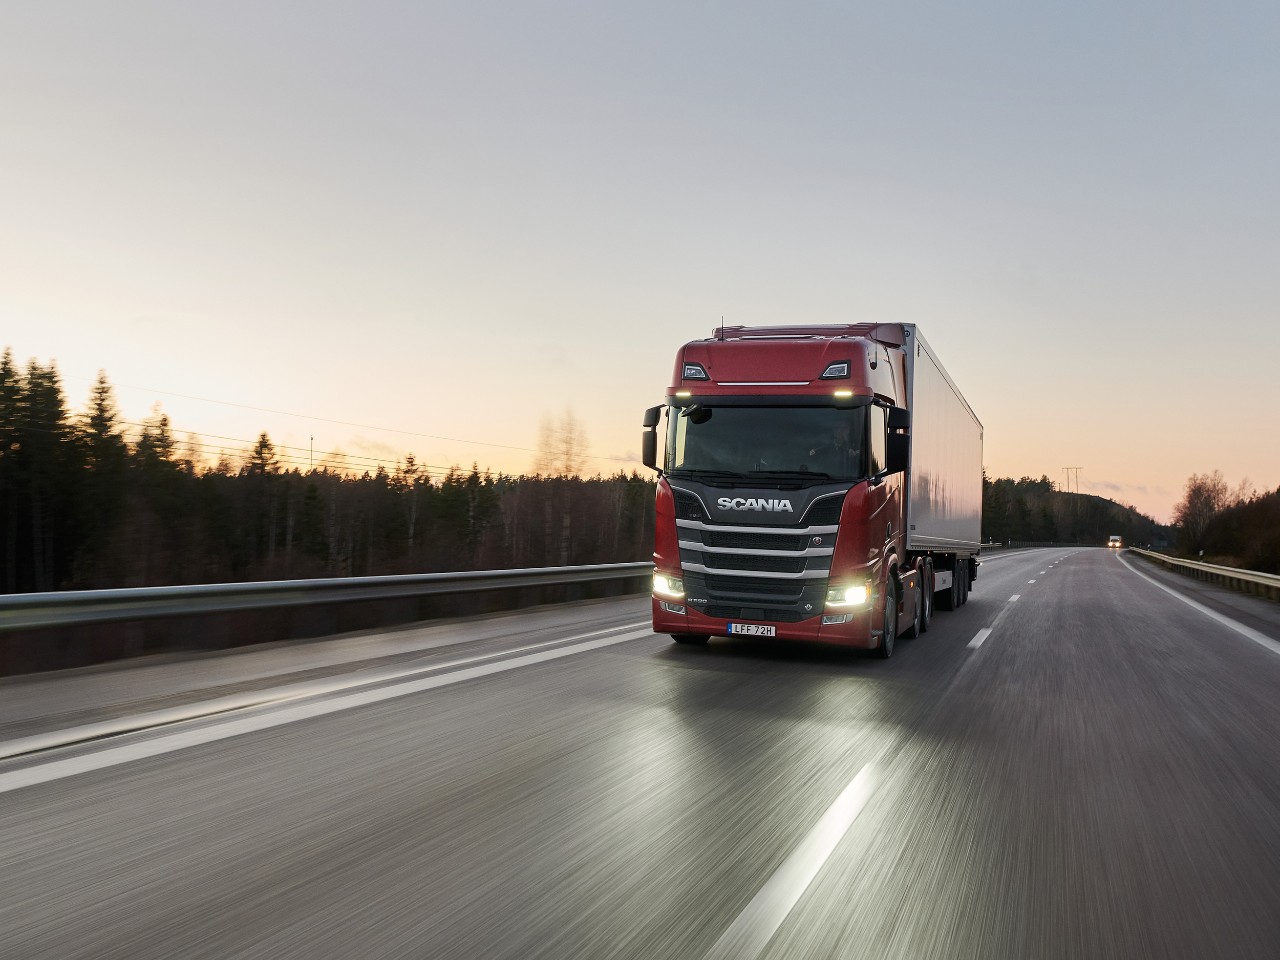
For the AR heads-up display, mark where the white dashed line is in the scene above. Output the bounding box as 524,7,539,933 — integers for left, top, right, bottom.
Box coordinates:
1009,595,1020,602
702,762,880,960
967,628,992,649
1027,580,1037,584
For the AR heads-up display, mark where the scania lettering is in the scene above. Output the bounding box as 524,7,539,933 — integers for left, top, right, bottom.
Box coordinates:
718,497,793,512
641,323,983,657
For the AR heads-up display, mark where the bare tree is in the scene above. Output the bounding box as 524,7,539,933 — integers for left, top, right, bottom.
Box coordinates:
533,409,589,477
1173,471,1230,553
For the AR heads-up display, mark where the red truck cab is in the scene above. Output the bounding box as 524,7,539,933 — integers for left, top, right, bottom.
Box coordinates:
642,323,982,657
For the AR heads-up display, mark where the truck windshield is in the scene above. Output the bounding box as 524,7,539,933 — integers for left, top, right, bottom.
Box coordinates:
665,405,866,482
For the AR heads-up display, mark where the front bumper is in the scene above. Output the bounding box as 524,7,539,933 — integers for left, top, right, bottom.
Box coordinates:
651,596,877,648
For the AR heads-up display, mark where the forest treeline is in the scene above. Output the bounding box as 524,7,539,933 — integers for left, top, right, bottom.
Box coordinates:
982,473,1168,548
14,349,1265,593
1172,471,1280,573
0,351,656,593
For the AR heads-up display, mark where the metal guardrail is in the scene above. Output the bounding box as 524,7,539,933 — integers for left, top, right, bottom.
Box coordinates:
1130,549,1280,602
0,563,654,633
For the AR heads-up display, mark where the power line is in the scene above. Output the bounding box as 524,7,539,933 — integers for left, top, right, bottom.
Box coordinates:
120,421,453,476
114,383,637,465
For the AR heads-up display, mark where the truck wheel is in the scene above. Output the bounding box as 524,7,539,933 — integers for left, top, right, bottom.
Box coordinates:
938,567,957,612
672,634,709,645
902,576,922,640
919,562,934,633
875,587,898,659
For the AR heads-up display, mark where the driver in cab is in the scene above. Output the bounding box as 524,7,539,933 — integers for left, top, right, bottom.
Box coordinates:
807,418,859,477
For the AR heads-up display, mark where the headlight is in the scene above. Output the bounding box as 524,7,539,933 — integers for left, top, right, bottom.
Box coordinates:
653,572,685,598
825,584,870,608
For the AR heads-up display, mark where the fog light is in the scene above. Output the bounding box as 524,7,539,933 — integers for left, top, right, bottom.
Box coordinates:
660,601,686,615
822,614,853,624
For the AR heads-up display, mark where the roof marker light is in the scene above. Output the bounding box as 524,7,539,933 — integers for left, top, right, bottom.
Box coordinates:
820,361,850,379
682,362,709,380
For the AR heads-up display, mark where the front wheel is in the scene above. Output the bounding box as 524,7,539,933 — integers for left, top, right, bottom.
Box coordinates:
875,586,898,659
672,634,709,645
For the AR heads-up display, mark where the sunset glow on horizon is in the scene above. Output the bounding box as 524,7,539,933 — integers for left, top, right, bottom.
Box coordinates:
5,3,1279,524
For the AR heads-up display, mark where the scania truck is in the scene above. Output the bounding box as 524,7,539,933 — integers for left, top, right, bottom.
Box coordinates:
641,323,982,657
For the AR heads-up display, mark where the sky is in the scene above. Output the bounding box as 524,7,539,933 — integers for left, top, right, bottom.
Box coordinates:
3,1,1278,521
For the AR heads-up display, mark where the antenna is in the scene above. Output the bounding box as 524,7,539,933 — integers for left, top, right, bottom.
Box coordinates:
717,316,725,340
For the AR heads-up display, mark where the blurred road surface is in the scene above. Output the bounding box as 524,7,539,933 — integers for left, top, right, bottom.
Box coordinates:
2,548,1279,959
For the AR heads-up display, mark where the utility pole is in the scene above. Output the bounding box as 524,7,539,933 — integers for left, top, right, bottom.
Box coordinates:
1061,466,1082,494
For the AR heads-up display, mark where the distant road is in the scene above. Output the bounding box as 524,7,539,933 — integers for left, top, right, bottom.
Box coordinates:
2,548,1280,960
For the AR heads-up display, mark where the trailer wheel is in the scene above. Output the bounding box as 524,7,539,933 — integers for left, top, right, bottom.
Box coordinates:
671,634,709,645
875,585,898,659
937,565,958,612
919,561,934,634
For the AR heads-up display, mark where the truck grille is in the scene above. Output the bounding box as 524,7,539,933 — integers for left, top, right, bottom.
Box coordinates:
802,493,845,525
703,575,803,597
672,490,707,521
702,530,810,551
706,554,808,574
671,486,846,626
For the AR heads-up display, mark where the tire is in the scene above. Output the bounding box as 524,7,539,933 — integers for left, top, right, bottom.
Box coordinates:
902,574,922,640
672,634,709,645
919,561,934,634
938,564,957,612
875,584,898,659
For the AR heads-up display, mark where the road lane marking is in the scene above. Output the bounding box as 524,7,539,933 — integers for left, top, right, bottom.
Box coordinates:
1040,570,1046,574
967,628,992,649
0,627,656,795
702,762,880,960
1009,595,1020,602
1118,555,1280,660
1027,580,1036,584
0,620,652,763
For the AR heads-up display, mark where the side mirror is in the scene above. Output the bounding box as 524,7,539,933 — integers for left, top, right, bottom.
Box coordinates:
886,406,910,474
886,434,909,474
642,430,659,470
641,405,663,471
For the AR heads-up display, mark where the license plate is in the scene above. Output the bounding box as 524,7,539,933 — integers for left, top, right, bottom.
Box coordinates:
728,623,776,637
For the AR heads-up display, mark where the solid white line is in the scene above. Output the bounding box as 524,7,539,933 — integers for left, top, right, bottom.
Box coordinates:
1009,595,1020,602
702,763,879,960
0,628,656,795
0,621,651,762
967,628,992,650
1118,556,1280,659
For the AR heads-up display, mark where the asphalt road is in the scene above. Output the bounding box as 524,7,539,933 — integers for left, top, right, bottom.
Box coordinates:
2,548,1279,960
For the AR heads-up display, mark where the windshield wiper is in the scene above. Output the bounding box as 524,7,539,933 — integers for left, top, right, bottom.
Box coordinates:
747,470,841,487
668,469,747,482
